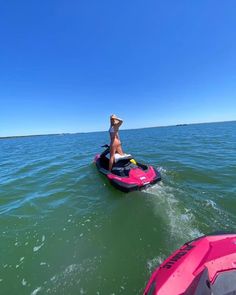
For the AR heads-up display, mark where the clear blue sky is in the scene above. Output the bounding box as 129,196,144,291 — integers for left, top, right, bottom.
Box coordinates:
1,0,236,136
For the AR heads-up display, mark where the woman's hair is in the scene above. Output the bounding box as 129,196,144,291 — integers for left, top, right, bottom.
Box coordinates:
110,114,116,125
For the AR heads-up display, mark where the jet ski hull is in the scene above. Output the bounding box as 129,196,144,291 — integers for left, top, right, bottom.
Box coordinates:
94,151,161,193
144,233,236,295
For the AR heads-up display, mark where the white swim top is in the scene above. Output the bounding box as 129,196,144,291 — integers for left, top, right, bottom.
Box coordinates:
109,126,115,134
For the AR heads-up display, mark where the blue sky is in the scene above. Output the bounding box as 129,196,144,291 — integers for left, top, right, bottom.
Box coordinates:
1,0,236,136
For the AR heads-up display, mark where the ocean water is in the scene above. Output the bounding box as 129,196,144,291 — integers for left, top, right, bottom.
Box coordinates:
0,121,236,295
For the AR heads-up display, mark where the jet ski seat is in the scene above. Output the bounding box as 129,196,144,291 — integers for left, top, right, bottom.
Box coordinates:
114,153,132,163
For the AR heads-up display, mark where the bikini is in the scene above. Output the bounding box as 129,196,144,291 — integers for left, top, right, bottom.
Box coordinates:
109,126,121,144
109,126,115,134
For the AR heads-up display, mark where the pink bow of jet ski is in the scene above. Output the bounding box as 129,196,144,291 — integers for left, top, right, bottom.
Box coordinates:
144,232,236,295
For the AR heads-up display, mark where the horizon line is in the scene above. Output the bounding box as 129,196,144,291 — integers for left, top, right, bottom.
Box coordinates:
0,119,235,140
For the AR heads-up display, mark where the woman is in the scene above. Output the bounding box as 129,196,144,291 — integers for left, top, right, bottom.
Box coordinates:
109,114,124,171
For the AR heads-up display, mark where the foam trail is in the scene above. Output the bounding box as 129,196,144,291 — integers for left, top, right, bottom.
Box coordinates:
144,183,202,243
147,254,166,274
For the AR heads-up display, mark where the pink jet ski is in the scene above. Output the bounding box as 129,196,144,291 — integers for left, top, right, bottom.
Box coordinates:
94,145,161,192
144,233,236,295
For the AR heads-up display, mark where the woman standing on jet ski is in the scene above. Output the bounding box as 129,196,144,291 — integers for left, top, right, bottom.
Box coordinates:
109,114,124,171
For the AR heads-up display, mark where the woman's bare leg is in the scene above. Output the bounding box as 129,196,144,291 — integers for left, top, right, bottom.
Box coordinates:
109,146,116,171
116,144,124,155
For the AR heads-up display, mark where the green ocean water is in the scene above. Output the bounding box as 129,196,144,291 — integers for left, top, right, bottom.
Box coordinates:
0,121,236,295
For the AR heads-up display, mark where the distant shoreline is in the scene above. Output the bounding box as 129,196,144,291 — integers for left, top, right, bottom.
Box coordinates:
1,120,235,140
0,133,70,140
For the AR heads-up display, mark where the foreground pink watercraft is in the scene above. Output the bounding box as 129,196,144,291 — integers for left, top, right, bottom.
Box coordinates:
144,233,236,295
94,145,161,192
